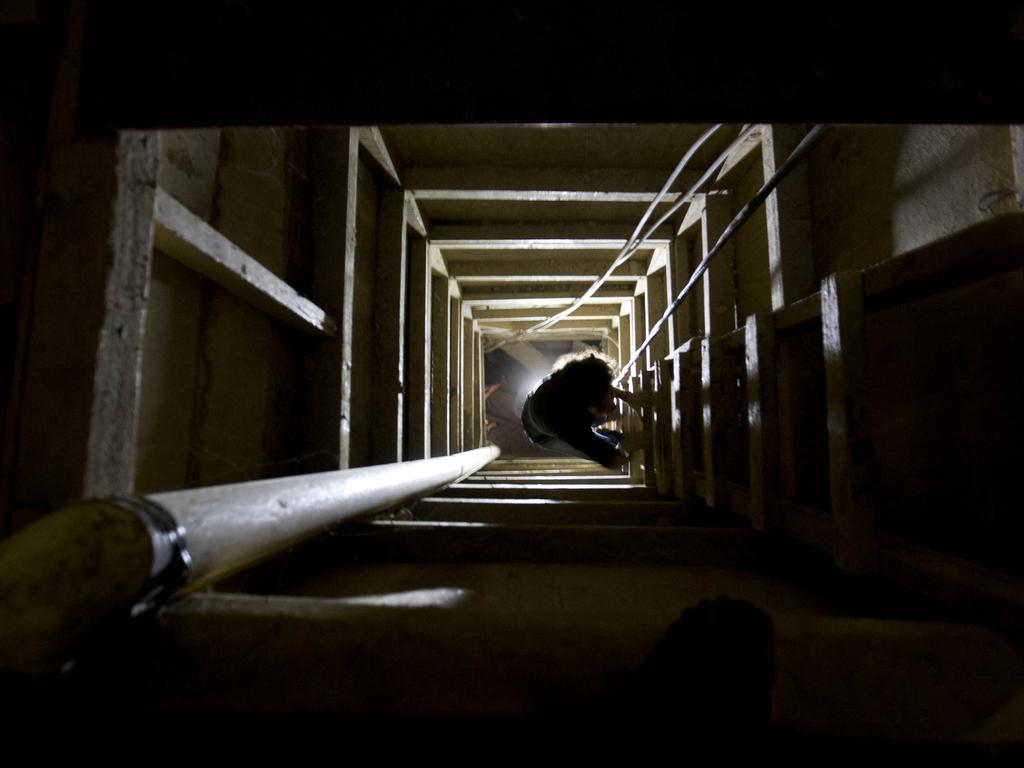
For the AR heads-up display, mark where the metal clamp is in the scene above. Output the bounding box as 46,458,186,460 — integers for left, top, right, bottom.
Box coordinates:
107,495,192,618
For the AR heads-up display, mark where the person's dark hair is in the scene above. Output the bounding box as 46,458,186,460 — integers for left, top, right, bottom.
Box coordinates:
550,349,616,408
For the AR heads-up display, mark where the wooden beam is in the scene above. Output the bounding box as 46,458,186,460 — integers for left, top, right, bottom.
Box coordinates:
822,271,876,573
477,319,615,332
413,189,688,203
654,360,674,496
472,304,622,321
476,328,485,447
404,192,427,238
763,124,815,309
404,165,700,196
449,297,463,453
430,275,451,457
641,370,656,487
430,223,673,247
745,312,780,531
441,247,655,263
462,317,475,449
154,189,335,336
447,259,645,281
672,349,695,500
494,330,611,345
775,291,822,333
439,240,661,252
460,285,635,305
668,232,695,348
371,189,407,464
701,191,737,336
862,212,1024,308
407,239,431,460
700,336,731,508
631,288,648,374
616,312,630,371
645,267,670,361
307,127,359,470
14,132,159,510
357,126,401,187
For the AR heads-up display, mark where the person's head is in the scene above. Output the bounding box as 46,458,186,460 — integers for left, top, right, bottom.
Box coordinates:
550,349,617,410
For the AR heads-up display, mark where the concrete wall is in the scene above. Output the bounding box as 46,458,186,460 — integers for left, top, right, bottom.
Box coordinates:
809,125,1017,278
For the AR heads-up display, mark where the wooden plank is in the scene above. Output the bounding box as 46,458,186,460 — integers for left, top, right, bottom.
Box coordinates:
862,212,1024,309
357,126,401,186
154,188,336,336
404,165,699,196
448,297,463,453
429,275,451,457
476,328,485,447
616,312,630,371
13,133,159,509
477,319,615,333
672,350,695,500
701,336,729,508
774,291,821,333
654,360,674,496
701,192,737,336
371,189,407,464
307,128,359,470
84,133,161,499
473,304,622,321
429,223,673,246
745,313,780,531
407,238,431,460
404,192,427,238
462,317,475,450
639,370,655,488
447,258,645,281
822,271,876,573
645,267,670,361
631,287,647,374
413,189,688,203
763,124,815,310
460,284,635,305
667,232,692,353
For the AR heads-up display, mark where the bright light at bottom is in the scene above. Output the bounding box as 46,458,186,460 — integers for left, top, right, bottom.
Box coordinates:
334,588,471,609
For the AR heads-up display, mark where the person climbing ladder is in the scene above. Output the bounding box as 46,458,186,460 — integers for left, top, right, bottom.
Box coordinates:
519,349,650,470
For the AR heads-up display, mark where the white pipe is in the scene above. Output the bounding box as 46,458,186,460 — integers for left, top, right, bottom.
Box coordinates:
153,445,500,588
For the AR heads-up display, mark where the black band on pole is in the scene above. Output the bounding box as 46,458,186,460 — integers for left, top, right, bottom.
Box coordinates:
107,495,192,617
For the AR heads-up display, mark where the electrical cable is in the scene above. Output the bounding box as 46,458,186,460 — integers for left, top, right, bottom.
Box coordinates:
613,124,829,385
